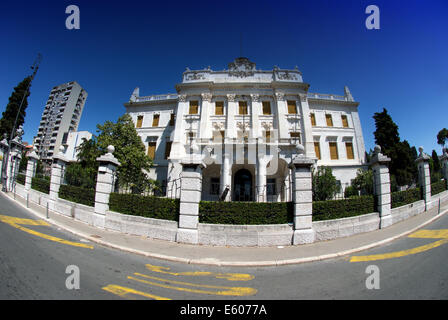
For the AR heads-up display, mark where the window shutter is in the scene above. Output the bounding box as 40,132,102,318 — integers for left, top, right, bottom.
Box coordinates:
262,101,271,115
329,142,338,160
164,141,172,159
215,101,224,115
147,142,156,159
239,101,248,115
310,113,316,126
326,114,333,127
136,115,143,128
341,115,349,128
152,114,160,127
346,142,354,159
287,101,297,114
314,142,321,160
169,113,175,126
189,101,199,114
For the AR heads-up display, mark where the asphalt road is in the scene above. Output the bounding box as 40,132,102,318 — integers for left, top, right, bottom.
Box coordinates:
0,193,447,301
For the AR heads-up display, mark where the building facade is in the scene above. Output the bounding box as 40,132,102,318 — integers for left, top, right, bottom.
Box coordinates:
62,130,93,162
34,81,87,162
125,58,366,201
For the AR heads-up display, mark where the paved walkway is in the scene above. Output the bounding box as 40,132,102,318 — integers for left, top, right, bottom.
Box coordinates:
2,190,447,267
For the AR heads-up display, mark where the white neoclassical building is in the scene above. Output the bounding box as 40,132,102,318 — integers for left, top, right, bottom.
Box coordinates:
124,57,366,201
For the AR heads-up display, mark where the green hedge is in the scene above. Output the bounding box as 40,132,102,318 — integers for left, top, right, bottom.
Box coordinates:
312,195,375,221
391,188,422,209
109,193,179,221
31,177,50,194
59,184,95,207
431,180,447,196
16,174,25,185
199,201,294,225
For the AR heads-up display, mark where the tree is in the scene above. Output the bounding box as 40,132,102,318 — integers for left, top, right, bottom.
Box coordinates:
352,168,374,195
312,166,339,201
437,128,448,149
76,114,155,193
0,76,32,138
373,109,417,186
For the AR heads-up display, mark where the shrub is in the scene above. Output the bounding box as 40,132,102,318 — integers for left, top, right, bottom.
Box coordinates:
391,187,421,208
431,180,447,196
64,162,97,189
109,193,179,221
344,185,359,198
16,173,26,185
59,184,95,207
312,166,339,201
31,177,50,194
312,195,375,221
199,201,294,225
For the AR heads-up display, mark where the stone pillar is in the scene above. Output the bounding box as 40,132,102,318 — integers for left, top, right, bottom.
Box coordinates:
94,145,120,228
298,94,317,159
289,151,315,245
176,159,204,244
50,146,68,201
250,94,261,139
8,151,21,192
220,152,232,201
226,94,237,139
199,93,212,139
25,148,39,191
370,145,392,228
440,148,448,189
415,146,431,207
0,136,8,182
274,92,289,140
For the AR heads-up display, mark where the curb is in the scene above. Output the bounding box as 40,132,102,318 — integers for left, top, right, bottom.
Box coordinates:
3,191,448,267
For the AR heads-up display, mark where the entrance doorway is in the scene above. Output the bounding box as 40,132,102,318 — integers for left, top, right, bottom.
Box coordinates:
233,169,253,201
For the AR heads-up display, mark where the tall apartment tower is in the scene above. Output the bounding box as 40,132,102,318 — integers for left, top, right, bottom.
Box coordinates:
34,81,87,162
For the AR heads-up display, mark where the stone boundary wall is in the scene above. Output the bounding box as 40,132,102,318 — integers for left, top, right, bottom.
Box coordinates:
10,183,448,247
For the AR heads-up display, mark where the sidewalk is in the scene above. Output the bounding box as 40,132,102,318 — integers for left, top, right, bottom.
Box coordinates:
3,190,447,267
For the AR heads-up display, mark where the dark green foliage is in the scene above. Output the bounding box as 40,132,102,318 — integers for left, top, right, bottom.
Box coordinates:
31,177,50,194
16,173,25,185
59,184,95,207
0,76,32,138
344,185,359,198
437,128,448,148
312,166,339,201
373,109,418,186
109,193,179,221
431,180,447,196
352,168,374,195
391,188,422,208
64,162,96,189
199,201,294,225
312,196,375,221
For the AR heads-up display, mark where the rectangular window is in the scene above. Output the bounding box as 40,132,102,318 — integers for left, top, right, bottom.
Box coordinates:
164,141,172,159
147,142,156,159
287,100,297,114
326,114,333,127
329,142,339,160
210,178,220,195
267,178,276,196
239,101,248,115
346,142,354,159
152,114,160,127
189,101,199,114
169,113,175,126
310,113,316,126
215,101,224,115
262,101,271,115
314,142,321,160
290,132,300,143
136,115,143,128
341,115,349,128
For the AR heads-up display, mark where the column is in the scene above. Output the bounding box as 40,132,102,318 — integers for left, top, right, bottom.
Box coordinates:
297,94,316,158
289,153,315,245
199,93,212,140
415,146,431,207
440,148,448,189
220,152,232,201
370,145,392,228
94,145,120,228
50,146,68,201
176,159,203,244
274,92,289,140
171,94,188,158
226,94,237,139
250,94,261,139
25,148,39,191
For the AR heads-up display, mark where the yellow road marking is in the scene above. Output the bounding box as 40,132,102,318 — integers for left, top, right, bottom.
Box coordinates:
145,263,254,281
0,214,93,249
128,273,257,296
350,229,448,262
102,284,170,300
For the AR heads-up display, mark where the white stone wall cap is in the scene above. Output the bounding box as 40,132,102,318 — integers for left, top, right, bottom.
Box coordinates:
96,153,120,166
289,155,315,168
27,150,40,160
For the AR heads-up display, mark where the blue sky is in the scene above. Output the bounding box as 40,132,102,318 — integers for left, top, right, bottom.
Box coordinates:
1,0,447,154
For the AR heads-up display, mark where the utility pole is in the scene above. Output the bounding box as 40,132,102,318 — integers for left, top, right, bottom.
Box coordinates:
1,53,42,192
